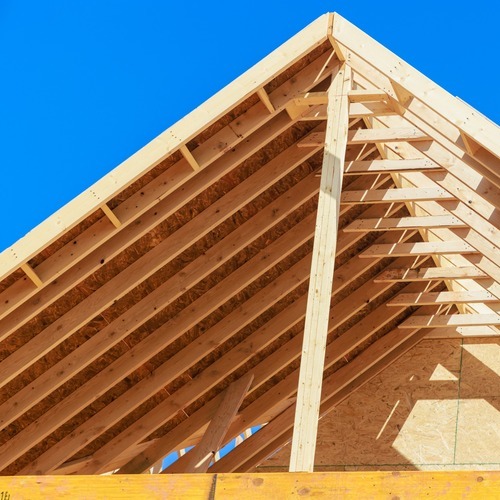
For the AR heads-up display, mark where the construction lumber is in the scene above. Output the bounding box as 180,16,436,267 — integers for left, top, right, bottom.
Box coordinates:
344,215,465,232
344,158,441,174
374,266,488,282
340,187,455,204
387,290,498,306
20,263,43,288
256,88,275,113
182,373,253,473
360,240,477,258
290,64,351,473
298,127,430,147
0,472,498,499
101,203,122,228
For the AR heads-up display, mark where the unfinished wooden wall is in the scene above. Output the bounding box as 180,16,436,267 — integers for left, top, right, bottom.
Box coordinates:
257,338,500,471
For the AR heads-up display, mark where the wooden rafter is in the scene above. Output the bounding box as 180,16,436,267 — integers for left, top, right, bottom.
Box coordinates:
289,64,351,472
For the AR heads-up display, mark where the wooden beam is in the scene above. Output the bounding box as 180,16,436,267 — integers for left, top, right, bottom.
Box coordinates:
344,158,441,175
344,215,465,232
400,314,500,328
298,127,430,147
360,240,477,258
20,263,43,288
340,187,455,204
293,91,328,105
101,203,121,228
179,144,200,171
388,290,498,306
374,266,488,282
289,64,351,473
1,472,498,499
181,373,253,473
348,89,388,102
256,88,275,113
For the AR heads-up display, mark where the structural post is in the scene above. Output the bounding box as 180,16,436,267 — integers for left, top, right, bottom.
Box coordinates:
289,64,351,472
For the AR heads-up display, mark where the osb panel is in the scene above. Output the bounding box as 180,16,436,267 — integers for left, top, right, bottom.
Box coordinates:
258,338,500,471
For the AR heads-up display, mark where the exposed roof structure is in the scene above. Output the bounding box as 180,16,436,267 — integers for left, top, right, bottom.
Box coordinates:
0,12,498,477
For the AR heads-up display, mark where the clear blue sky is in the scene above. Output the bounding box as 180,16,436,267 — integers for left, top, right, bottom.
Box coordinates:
0,1,498,252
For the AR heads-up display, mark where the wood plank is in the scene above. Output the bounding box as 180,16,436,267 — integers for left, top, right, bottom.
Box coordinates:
0,472,498,499
361,240,477,258
340,187,455,204
290,64,351,473
256,88,275,113
374,266,488,282
399,314,500,328
348,89,388,102
293,91,328,105
182,373,253,473
344,215,465,232
20,263,42,288
388,290,498,306
297,102,395,120
179,145,200,171
101,203,122,228
344,158,441,175
298,127,430,147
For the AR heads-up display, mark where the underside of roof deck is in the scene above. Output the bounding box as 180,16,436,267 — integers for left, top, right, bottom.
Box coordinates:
0,13,498,476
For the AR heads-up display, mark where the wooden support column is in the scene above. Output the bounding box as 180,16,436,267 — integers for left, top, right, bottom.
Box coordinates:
167,373,254,474
289,64,351,472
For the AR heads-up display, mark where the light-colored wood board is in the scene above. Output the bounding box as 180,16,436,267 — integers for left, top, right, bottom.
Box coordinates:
290,64,351,472
344,215,465,232
374,266,488,282
344,158,440,174
388,290,498,306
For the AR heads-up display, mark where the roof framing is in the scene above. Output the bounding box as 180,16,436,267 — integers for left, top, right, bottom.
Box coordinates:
0,12,498,477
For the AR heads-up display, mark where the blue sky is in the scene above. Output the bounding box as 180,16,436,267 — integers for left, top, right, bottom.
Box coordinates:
0,1,498,252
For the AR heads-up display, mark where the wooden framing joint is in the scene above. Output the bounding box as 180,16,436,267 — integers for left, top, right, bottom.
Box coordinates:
101,203,122,229
256,88,275,114
460,131,482,156
20,262,43,287
180,145,201,171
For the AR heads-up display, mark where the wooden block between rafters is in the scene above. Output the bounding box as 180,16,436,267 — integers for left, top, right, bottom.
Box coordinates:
101,203,122,229
256,88,275,114
180,144,201,171
20,263,43,288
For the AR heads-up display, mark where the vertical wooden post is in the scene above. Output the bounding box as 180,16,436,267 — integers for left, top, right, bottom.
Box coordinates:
289,64,351,472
